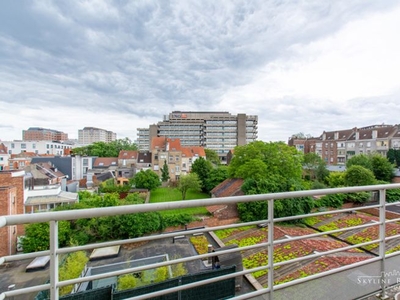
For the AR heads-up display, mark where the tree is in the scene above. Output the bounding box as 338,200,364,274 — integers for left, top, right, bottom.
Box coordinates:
370,154,395,182
346,154,373,170
228,141,303,182
238,176,313,222
133,170,161,190
22,221,71,253
315,161,330,183
72,138,138,157
191,157,213,192
205,149,220,166
204,166,229,193
177,173,201,200
387,149,400,167
303,153,325,180
344,165,376,186
347,153,394,182
327,172,346,187
161,161,170,182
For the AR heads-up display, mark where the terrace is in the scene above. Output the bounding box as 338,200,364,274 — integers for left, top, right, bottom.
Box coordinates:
2,184,400,299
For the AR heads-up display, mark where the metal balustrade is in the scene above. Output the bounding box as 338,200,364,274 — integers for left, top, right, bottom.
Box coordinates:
1,184,400,300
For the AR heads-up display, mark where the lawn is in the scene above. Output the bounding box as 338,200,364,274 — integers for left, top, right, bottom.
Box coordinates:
150,187,210,216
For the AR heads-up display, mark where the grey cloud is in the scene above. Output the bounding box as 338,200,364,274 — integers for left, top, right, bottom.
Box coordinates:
1,0,399,141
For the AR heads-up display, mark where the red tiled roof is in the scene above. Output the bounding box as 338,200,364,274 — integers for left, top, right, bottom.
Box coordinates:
118,150,138,159
94,157,118,167
190,146,206,157
151,137,182,151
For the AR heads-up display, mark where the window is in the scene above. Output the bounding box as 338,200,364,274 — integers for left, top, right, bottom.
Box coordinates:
11,143,14,149
32,143,36,149
83,158,88,166
0,157,3,161
175,166,179,172
21,143,26,149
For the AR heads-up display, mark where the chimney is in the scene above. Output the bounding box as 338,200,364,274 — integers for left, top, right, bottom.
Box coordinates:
372,130,378,139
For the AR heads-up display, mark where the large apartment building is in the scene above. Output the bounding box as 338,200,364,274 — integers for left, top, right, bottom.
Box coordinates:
78,127,117,145
137,111,258,163
288,124,400,165
22,127,68,141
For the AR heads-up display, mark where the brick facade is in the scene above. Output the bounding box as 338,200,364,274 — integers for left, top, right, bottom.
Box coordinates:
0,171,27,255
0,185,18,257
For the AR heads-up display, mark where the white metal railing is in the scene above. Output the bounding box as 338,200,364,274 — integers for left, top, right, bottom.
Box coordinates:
1,184,400,300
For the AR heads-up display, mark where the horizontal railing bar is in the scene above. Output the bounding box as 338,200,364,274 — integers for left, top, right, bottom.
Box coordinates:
272,222,380,246
273,256,382,291
124,266,272,300
385,217,400,224
0,220,269,264
57,242,271,288
0,283,50,299
2,184,399,227
274,239,380,268
274,204,381,223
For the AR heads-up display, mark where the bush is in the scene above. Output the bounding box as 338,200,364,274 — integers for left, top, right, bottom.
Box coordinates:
161,213,194,227
386,189,400,203
59,251,89,296
345,192,372,203
311,181,328,190
319,193,346,208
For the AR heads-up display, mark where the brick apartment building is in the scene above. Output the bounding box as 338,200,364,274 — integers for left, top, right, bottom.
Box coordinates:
22,127,68,141
0,170,28,257
288,124,400,165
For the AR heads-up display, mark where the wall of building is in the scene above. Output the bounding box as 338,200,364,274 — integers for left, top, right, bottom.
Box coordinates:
0,171,26,255
0,186,17,256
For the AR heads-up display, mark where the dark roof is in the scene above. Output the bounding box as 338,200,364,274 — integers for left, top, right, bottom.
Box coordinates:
137,152,152,164
31,157,73,179
211,178,244,198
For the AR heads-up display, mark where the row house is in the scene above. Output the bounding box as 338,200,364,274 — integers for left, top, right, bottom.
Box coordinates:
151,137,206,181
289,124,400,165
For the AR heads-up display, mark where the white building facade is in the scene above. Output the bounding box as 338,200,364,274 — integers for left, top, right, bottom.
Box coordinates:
1,140,73,156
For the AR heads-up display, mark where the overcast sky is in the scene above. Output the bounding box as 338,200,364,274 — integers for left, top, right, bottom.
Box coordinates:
1,1,400,143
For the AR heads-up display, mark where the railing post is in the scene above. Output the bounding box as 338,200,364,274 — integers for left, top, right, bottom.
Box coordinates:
50,220,59,300
379,188,387,299
268,199,274,300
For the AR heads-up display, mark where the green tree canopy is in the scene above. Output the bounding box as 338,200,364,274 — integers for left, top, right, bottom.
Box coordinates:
327,172,346,188
133,169,161,190
346,154,373,170
387,149,400,167
346,153,394,182
303,153,325,180
204,166,229,193
370,154,395,182
238,176,313,222
191,157,213,192
344,165,376,186
72,138,138,157
177,173,201,200
161,160,170,182
205,149,221,166
228,141,303,182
